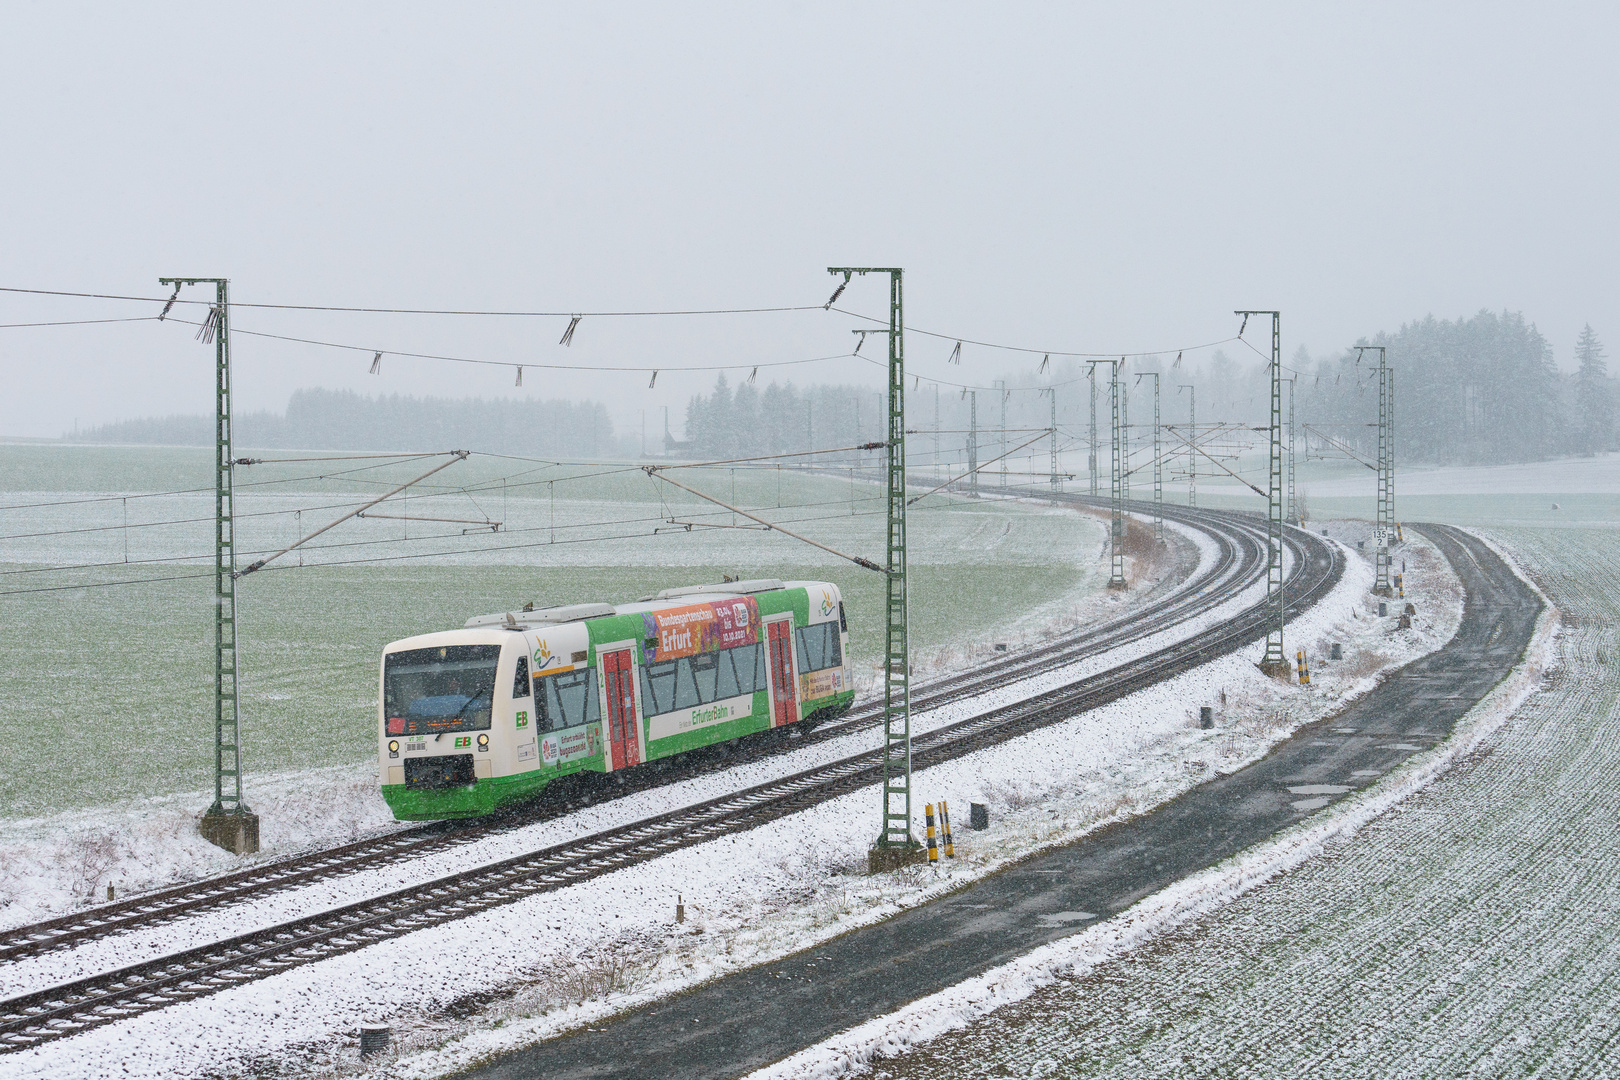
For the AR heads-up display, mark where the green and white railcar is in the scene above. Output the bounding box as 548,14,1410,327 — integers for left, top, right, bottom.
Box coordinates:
378,578,854,820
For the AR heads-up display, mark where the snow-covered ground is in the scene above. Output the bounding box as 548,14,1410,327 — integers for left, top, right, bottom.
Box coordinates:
755,532,1582,1080
0,509,1170,934
1196,451,1620,500
0,523,1460,1079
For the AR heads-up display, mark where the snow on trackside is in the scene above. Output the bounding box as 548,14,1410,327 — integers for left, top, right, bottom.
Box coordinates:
742,542,1556,1080
0,513,1175,937
3,524,1456,1080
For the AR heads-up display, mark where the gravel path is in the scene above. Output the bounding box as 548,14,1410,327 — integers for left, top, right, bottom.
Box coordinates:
875,526,1618,1080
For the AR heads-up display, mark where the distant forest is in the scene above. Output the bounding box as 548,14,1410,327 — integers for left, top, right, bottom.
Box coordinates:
77,388,619,457
677,310,1618,468
1303,312,1615,464
77,312,1617,468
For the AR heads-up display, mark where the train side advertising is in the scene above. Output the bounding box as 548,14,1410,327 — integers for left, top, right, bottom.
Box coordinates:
642,598,760,661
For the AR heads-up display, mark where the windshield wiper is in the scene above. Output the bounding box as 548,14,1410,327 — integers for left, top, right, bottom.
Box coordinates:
436,684,493,741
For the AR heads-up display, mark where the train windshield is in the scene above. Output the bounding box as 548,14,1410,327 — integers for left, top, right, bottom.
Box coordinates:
384,644,501,736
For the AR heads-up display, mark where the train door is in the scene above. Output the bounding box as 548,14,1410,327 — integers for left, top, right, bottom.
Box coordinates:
602,647,640,770
766,618,799,727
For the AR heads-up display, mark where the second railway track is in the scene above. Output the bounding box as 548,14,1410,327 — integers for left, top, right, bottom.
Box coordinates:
0,499,1252,968
0,505,1340,1051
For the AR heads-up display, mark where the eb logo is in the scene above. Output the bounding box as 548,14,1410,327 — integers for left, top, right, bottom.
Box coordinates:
454,736,471,748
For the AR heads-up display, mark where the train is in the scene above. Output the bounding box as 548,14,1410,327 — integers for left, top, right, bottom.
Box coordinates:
378,578,855,820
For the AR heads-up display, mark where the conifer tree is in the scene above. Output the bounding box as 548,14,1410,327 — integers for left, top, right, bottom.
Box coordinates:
1575,324,1613,454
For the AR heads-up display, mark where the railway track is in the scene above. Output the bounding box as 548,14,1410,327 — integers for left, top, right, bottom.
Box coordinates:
0,500,1254,969
0,507,1340,1051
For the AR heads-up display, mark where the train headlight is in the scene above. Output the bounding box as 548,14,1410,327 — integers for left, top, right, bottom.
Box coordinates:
477,734,489,751
388,740,400,758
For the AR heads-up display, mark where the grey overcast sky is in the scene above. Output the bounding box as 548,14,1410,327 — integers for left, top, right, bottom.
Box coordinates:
2,2,1616,439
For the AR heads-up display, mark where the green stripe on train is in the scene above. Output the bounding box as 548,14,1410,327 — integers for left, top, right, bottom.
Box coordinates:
383,687,854,820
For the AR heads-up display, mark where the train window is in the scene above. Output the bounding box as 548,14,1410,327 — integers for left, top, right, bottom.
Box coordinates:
641,659,678,716
714,649,742,699
384,645,500,736
535,668,599,731
839,601,847,633
794,628,809,676
690,652,720,702
672,658,701,711
512,655,530,699
643,646,763,715
795,623,842,672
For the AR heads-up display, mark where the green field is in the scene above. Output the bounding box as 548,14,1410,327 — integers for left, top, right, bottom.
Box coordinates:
0,445,1100,816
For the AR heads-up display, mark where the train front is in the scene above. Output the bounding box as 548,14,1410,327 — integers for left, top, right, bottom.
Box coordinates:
378,631,509,819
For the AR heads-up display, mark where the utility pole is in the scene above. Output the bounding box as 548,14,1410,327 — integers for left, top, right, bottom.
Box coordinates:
1108,358,1127,590
933,385,940,478
996,380,1008,492
1239,311,1288,675
1048,386,1060,493
162,276,258,855
1121,381,1131,505
1138,372,1162,543
1287,376,1298,525
829,267,918,870
968,391,979,499
1178,384,1196,507
1382,362,1396,553
1369,346,1395,594
1088,364,1099,496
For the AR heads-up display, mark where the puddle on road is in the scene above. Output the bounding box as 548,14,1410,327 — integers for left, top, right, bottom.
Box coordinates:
1376,743,1425,751
1291,796,1332,811
1351,769,1381,777
1333,728,1358,734
1038,911,1097,924
1288,784,1351,795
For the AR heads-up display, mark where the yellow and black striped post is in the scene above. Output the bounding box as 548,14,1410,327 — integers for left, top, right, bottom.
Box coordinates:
1296,648,1310,685
940,799,955,859
925,803,939,864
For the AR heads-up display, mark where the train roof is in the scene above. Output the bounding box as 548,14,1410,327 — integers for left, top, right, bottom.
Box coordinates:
460,578,839,631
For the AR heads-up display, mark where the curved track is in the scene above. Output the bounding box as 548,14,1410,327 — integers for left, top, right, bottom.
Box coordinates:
0,500,1249,967
0,503,1340,1051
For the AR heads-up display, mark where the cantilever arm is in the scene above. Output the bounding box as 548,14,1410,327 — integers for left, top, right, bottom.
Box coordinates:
238,451,470,576
644,466,884,573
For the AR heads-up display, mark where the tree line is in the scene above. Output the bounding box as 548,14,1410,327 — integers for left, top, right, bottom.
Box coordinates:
76,388,619,457
675,310,1616,469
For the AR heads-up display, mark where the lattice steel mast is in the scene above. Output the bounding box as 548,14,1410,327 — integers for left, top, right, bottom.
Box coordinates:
1178,384,1195,507
1287,376,1299,525
829,268,918,867
1107,358,1127,589
1239,311,1287,674
1138,372,1163,543
161,276,258,854
1359,346,1394,594
1088,365,1099,496
1121,382,1131,505
997,379,1008,491
967,391,979,499
1048,387,1060,492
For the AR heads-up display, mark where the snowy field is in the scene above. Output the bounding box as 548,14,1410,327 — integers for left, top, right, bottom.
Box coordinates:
1191,453,1620,529
762,530,1610,1080
0,444,1100,816
0,522,1462,1079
